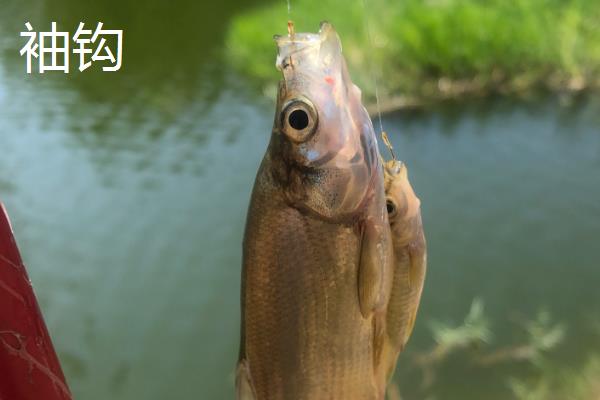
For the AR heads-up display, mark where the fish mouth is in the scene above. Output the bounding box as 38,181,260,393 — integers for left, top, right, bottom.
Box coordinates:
274,21,341,71
384,160,404,176
273,21,336,45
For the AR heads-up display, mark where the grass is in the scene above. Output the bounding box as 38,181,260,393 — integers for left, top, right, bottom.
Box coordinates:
509,356,600,400
225,0,600,110
403,299,600,400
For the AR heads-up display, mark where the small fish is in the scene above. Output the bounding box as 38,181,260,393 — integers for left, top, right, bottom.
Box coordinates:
378,159,427,385
237,22,394,400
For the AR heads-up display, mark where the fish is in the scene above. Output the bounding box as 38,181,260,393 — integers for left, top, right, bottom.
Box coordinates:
378,159,427,385
236,22,395,400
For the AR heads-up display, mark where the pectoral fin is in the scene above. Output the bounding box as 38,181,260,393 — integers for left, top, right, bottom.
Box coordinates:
358,217,394,319
385,223,427,352
235,360,256,400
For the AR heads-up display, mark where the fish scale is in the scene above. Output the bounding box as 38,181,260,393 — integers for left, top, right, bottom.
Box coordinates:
244,182,378,399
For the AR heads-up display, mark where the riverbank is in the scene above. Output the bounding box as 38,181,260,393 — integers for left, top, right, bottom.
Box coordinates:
225,0,600,111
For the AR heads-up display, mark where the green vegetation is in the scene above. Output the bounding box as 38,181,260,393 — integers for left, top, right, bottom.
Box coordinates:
388,299,600,400
416,298,491,369
509,356,600,400
226,0,600,110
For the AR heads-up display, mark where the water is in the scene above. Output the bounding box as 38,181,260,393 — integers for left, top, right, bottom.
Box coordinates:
1,1,599,399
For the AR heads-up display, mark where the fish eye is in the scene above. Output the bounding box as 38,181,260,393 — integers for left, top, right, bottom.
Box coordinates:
386,199,397,217
280,98,318,143
289,109,309,130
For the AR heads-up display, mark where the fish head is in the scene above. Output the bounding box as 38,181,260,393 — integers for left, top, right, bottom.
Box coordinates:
384,159,421,240
271,22,380,220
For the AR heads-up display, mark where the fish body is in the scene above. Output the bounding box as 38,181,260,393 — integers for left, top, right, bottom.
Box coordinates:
379,160,427,384
237,23,394,400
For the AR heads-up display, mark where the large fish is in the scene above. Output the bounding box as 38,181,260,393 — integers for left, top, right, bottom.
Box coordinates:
237,22,395,399
379,159,427,385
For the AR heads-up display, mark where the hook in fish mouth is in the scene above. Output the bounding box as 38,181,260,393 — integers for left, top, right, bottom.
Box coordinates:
274,21,342,71
384,160,404,176
273,21,336,43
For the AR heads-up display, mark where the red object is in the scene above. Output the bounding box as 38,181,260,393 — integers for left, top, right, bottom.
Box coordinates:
0,203,72,400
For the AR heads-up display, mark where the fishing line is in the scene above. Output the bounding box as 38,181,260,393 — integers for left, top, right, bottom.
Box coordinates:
360,0,384,134
381,131,397,161
360,0,396,161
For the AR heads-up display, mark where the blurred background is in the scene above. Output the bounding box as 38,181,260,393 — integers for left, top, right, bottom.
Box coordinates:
0,0,599,399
